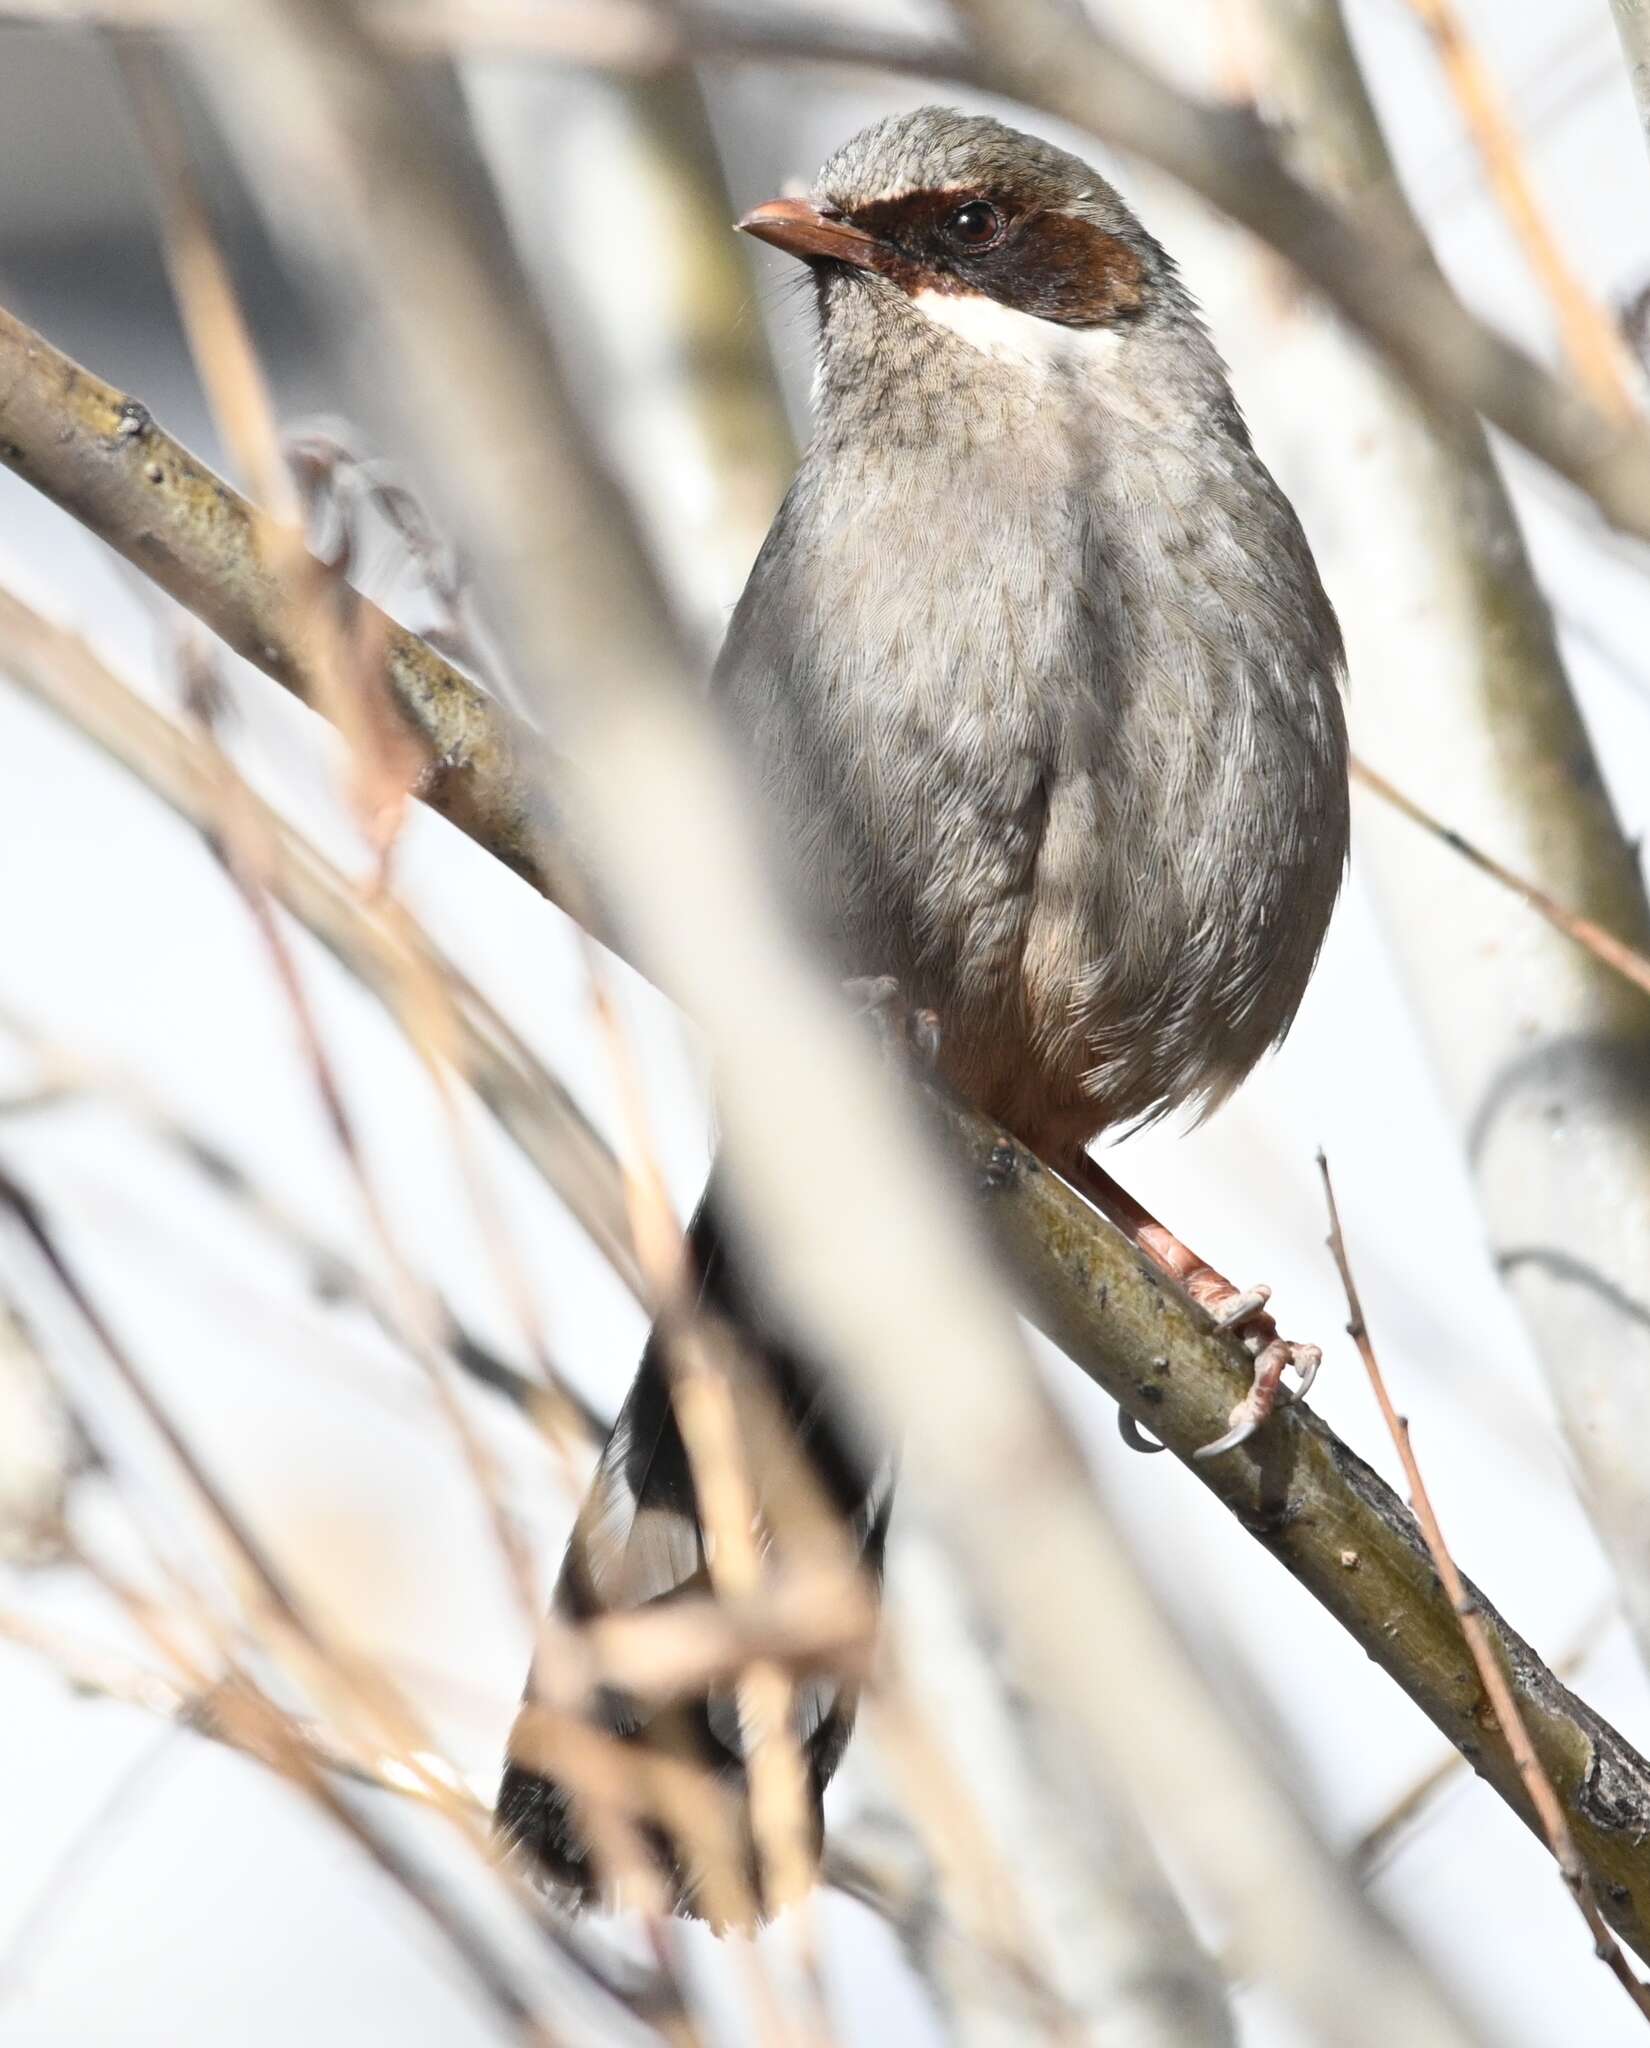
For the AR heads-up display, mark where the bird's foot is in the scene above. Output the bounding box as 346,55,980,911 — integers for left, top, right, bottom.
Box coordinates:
1062,1154,1320,1461
844,976,942,1066
1171,1264,1320,1461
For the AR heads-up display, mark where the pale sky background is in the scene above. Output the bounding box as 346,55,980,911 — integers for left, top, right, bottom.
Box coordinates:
2,3,1650,2043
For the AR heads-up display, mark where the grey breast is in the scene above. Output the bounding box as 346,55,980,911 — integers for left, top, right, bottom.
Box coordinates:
714,315,1348,1138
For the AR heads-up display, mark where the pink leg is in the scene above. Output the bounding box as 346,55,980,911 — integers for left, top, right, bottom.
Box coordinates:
1063,1154,1320,1460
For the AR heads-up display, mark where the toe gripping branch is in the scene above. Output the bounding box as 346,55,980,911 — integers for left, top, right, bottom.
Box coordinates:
1062,1156,1320,1461
1194,1297,1320,1461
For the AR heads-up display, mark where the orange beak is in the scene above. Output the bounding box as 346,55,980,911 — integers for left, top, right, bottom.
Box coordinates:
735,197,882,271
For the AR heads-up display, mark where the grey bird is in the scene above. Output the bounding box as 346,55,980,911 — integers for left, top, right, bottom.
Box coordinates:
496,105,1349,1921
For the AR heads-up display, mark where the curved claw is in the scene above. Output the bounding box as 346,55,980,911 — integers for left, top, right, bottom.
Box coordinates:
910,1008,944,1067
1213,1284,1272,1332
1193,1338,1321,1461
845,978,944,1065
1287,1343,1322,1404
1117,1408,1167,1455
1193,1408,1263,1461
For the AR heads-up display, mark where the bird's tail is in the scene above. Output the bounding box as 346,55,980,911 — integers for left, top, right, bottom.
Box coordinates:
494,1174,891,1925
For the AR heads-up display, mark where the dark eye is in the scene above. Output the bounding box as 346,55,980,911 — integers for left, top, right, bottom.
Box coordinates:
943,200,1003,252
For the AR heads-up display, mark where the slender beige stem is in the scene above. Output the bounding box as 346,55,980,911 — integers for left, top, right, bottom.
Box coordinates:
0,578,639,1299
1353,758,1650,1001
1319,1156,1650,2027
1399,0,1637,415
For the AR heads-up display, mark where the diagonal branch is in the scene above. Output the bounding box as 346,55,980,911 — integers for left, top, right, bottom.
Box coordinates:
7,304,1650,1962
0,297,566,903
1320,1155,1650,2023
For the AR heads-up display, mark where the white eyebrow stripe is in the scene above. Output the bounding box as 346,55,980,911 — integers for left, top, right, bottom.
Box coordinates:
908,288,1123,369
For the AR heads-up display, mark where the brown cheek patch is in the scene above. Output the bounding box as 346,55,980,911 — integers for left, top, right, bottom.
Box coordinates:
1002,214,1145,326
840,189,1147,325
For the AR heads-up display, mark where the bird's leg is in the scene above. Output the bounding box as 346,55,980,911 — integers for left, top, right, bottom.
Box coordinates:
1061,1153,1320,1461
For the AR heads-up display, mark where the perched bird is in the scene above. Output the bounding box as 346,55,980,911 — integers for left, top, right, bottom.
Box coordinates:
496,105,1349,1920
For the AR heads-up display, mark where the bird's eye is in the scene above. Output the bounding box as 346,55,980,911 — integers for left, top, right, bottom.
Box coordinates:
943,200,1003,252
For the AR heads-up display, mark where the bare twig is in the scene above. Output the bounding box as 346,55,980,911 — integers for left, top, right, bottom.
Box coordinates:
0,297,570,905
0,1293,83,1563
1354,1602,1614,1878
1399,0,1638,414
0,577,638,1301
0,1730,184,2000
116,38,585,1538
580,938,827,1937
0,1006,604,1449
1246,0,1650,1676
1353,758,1650,1002
119,36,578,1427
1318,1156,1650,2025
183,641,543,1625
0,1177,697,2037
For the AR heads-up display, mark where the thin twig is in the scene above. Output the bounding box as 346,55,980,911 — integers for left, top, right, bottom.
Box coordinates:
0,294,572,903
0,1003,604,1447
117,43,570,1620
1399,0,1638,415
1353,1601,1613,1877
183,637,542,1626
579,940,827,1962
0,1729,184,2002
1353,757,1650,1001
1318,1154,1650,2025
0,575,639,1302
117,46,580,1435
0,1179,696,2036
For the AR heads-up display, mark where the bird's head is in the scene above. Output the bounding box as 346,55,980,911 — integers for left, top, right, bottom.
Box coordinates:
737,106,1185,393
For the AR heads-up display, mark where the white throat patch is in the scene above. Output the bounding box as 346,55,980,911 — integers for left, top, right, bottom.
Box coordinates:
908,288,1122,372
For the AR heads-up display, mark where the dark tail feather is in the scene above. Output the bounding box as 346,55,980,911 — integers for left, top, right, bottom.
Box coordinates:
495,1176,891,1923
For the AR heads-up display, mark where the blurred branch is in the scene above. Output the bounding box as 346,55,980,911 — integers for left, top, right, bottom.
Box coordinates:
0,297,568,904
179,3,1489,2038
948,1105,1650,1967
1399,0,1637,414
1612,1,1650,166
1248,0,1650,1678
183,639,546,1627
91,40,606,1444
882,1530,1237,2046
0,1295,84,1564
0,576,640,1302
0,1177,667,2042
0,1013,606,1449
1320,1157,1650,2024
463,60,795,648
4,274,1650,1975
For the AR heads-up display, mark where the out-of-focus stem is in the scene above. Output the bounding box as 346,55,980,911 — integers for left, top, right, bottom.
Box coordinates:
1612,1,1650,167
0,298,568,905
1399,0,1636,415
1247,0,1650,1679
462,61,795,647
